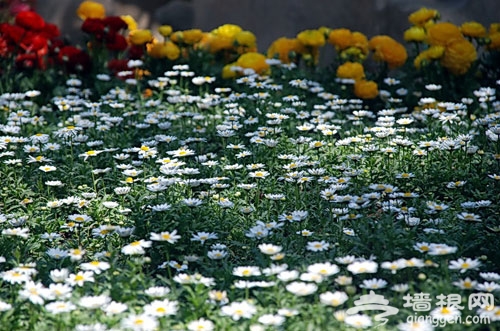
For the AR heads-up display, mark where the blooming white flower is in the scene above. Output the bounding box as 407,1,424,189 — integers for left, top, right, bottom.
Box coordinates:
187,318,215,331
448,258,481,273
78,295,111,309
45,301,77,314
258,243,282,255
359,278,388,290
344,314,372,329
102,301,128,315
233,266,261,277
285,281,318,296
221,301,257,320
320,291,349,307
430,306,461,322
347,260,378,274
121,240,152,255
65,271,95,287
258,314,286,326
121,314,158,331
306,240,330,252
307,262,340,276
143,299,178,317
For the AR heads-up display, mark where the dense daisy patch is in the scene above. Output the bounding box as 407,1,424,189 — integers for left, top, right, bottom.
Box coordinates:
0,63,499,330
0,1,500,331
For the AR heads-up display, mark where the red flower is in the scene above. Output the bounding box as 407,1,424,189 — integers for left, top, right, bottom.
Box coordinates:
107,58,131,78
105,32,128,51
0,36,8,57
15,11,45,31
102,16,128,32
57,45,91,73
82,18,106,37
0,23,26,45
15,52,45,69
21,33,48,52
127,44,144,59
40,23,61,40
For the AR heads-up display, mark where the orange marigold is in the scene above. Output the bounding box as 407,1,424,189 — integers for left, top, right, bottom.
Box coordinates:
351,32,369,54
267,37,302,63
460,21,487,38
297,29,326,48
328,28,352,50
408,7,439,27
440,38,477,75
336,62,365,81
76,1,106,20
426,22,463,46
354,80,378,99
369,35,408,69
236,52,270,74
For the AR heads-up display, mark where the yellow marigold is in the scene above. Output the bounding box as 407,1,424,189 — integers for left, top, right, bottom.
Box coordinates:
427,45,446,59
488,31,500,50
426,22,463,46
222,62,238,79
336,61,365,81
460,21,487,38
328,28,352,50
206,34,233,53
490,23,500,34
267,37,301,63
147,41,180,60
340,47,367,62
212,24,242,39
413,45,445,69
171,29,204,45
404,26,426,42
158,25,173,38
369,35,408,69
440,38,477,75
408,7,439,27
235,31,257,47
297,29,326,48
236,52,270,74
351,32,369,54
318,26,331,37
76,1,105,20
120,15,137,31
129,29,153,46
354,80,378,99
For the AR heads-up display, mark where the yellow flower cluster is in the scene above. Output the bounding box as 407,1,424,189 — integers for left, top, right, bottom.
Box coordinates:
335,62,378,99
405,7,490,75
327,28,369,62
75,1,500,86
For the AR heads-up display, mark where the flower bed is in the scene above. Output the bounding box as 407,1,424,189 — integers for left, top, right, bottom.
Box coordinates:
0,1,499,330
